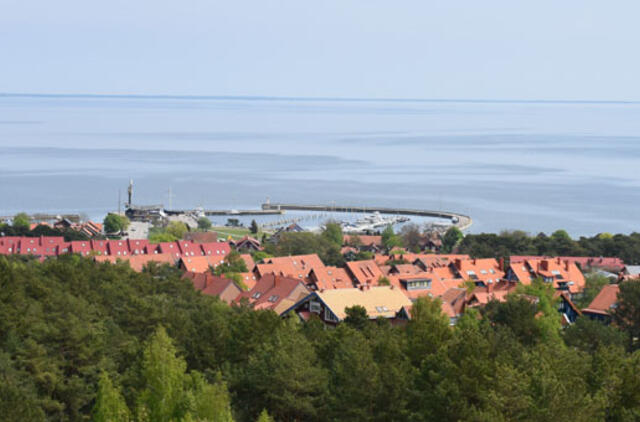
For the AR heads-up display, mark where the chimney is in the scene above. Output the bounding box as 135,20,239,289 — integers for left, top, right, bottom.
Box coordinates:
499,258,505,272
487,280,494,293
455,258,462,270
565,260,570,271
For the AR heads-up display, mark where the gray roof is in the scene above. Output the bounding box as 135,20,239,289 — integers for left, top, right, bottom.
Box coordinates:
625,265,640,275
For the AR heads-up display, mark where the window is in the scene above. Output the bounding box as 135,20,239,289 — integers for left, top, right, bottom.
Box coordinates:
252,292,262,299
268,295,279,303
310,301,322,313
324,307,338,322
480,269,488,275
489,269,495,274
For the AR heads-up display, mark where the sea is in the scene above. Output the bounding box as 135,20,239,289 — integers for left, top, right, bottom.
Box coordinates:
1,94,639,236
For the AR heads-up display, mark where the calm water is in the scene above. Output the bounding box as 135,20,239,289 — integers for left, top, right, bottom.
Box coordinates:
1,94,639,236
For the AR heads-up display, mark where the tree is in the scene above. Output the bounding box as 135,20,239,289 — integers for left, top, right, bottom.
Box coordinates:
405,297,451,366
381,225,403,250
256,409,274,422
613,280,640,350
377,276,391,286
239,319,327,421
137,327,189,422
400,223,422,252
250,220,259,234
321,221,343,247
213,250,248,276
563,317,626,353
103,213,129,234
344,305,369,330
575,273,611,309
442,226,463,253
93,372,131,422
12,212,30,229
197,217,212,231
166,221,188,239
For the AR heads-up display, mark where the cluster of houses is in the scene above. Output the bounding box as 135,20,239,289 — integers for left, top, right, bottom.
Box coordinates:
1,232,636,327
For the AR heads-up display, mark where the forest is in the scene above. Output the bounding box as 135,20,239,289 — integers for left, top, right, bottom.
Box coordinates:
2,254,640,421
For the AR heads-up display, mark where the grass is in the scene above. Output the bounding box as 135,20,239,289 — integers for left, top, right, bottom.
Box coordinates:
209,226,271,241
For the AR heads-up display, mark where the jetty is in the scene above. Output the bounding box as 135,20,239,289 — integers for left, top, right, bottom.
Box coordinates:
261,203,473,231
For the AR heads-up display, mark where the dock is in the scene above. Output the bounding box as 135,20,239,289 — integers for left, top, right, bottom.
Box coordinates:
261,203,473,231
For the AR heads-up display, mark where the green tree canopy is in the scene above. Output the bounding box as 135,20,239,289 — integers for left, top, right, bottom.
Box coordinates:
103,213,130,234
12,212,31,229
197,217,212,231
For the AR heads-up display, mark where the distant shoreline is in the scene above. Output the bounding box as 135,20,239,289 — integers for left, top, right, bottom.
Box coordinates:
2,92,639,105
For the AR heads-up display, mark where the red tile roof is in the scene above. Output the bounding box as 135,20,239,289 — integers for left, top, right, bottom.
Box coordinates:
345,260,385,285
583,284,620,316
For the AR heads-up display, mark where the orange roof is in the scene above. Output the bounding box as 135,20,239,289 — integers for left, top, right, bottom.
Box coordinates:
240,254,255,271
390,264,423,275
343,235,382,247
236,272,258,290
452,258,505,285
256,254,325,280
310,266,353,290
345,260,385,285
180,255,226,273
583,284,619,315
525,258,586,293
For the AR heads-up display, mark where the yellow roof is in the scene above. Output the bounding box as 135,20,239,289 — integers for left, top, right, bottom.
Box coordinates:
316,286,412,320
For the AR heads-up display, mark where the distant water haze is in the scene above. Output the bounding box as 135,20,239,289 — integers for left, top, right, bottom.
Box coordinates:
1,94,639,236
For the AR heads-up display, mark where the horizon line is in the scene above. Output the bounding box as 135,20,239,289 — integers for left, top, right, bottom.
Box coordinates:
1,92,639,105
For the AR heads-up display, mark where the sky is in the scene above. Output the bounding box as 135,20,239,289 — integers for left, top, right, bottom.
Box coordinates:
1,0,639,100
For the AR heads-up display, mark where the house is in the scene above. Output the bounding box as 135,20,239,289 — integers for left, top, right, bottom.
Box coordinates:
506,257,585,295
582,284,620,323
343,235,383,249
465,281,518,308
390,273,451,300
179,255,226,273
308,266,353,290
270,223,305,243
255,254,325,281
450,258,505,286
236,272,259,290
199,242,231,257
234,236,263,251
240,254,256,271
413,254,470,271
237,273,311,315
345,260,385,286
182,272,242,304
620,266,640,281
184,231,218,243
555,291,581,325
439,288,468,325
284,285,412,326
511,256,624,272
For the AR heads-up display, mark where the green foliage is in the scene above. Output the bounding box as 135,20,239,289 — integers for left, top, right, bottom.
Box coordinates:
344,305,369,330
213,250,248,276
256,409,274,422
442,226,463,253
12,212,31,229
148,231,178,243
104,213,130,234
251,251,272,263
381,225,403,250
93,372,131,422
3,254,640,421
321,221,343,247
354,251,374,261
166,221,189,239
613,280,640,350
563,317,626,353
197,217,212,231
575,273,611,309
377,275,391,286
249,220,259,234
457,230,640,264
266,232,344,266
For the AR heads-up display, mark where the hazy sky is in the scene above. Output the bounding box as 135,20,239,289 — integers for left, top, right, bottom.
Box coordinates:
2,0,639,100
